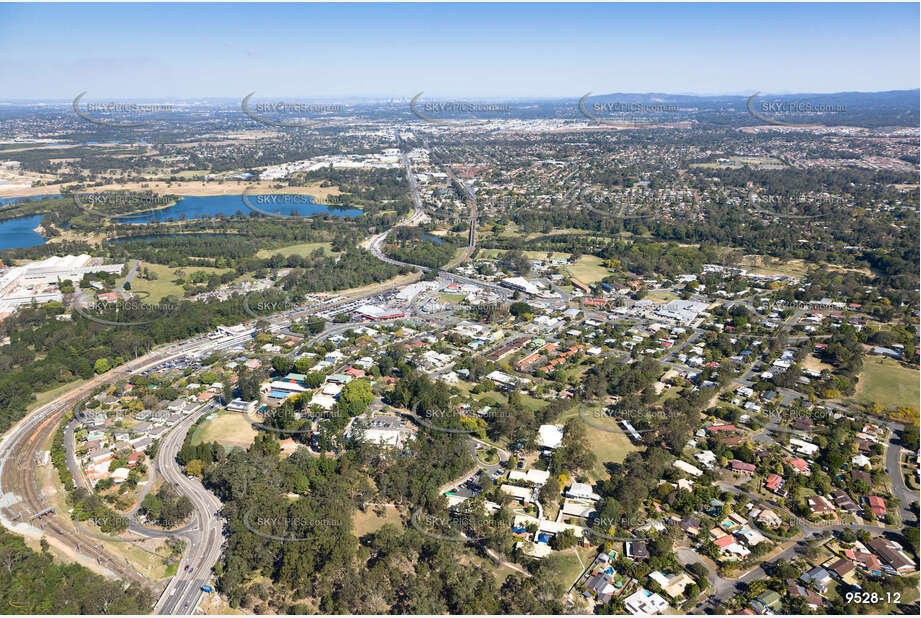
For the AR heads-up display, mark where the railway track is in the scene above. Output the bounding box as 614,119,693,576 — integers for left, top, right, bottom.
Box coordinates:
0,346,203,589
0,388,149,584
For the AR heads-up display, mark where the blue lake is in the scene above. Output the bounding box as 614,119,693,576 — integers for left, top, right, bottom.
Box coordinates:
0,214,47,250
0,193,360,250
114,194,361,223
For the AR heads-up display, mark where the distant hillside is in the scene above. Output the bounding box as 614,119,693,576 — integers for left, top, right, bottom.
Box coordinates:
566,89,920,128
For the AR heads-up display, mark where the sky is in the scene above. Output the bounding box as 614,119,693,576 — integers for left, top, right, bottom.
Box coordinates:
0,2,918,100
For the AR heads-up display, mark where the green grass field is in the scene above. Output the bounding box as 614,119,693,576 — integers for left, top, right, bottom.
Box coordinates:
352,506,405,538
856,357,920,411
561,406,641,480
128,262,234,302
439,293,465,304
550,546,597,587
190,412,258,448
565,255,612,285
255,241,335,259
645,290,680,303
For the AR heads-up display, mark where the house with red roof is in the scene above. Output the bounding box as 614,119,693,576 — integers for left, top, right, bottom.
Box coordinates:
730,460,755,475
714,535,736,549
788,457,811,475
764,473,785,496
866,495,887,519
844,548,883,576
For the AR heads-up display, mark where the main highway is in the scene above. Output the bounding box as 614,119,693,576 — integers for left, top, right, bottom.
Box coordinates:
152,401,224,615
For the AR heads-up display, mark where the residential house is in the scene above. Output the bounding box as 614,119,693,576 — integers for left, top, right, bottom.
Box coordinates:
799,566,833,593
735,527,767,547
830,490,859,514
695,450,717,469
786,580,824,611
714,534,750,559
845,548,883,576
678,517,700,537
583,573,616,604
730,460,756,475
130,437,153,452
673,460,703,477
649,571,694,598
753,508,783,528
566,481,600,501
623,588,669,615
705,423,737,435
625,541,649,560
167,399,197,414
750,590,782,615
764,473,785,496
826,557,856,582
807,495,835,517
131,421,154,436
866,495,887,520
866,538,915,575
789,438,819,457
788,457,811,475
